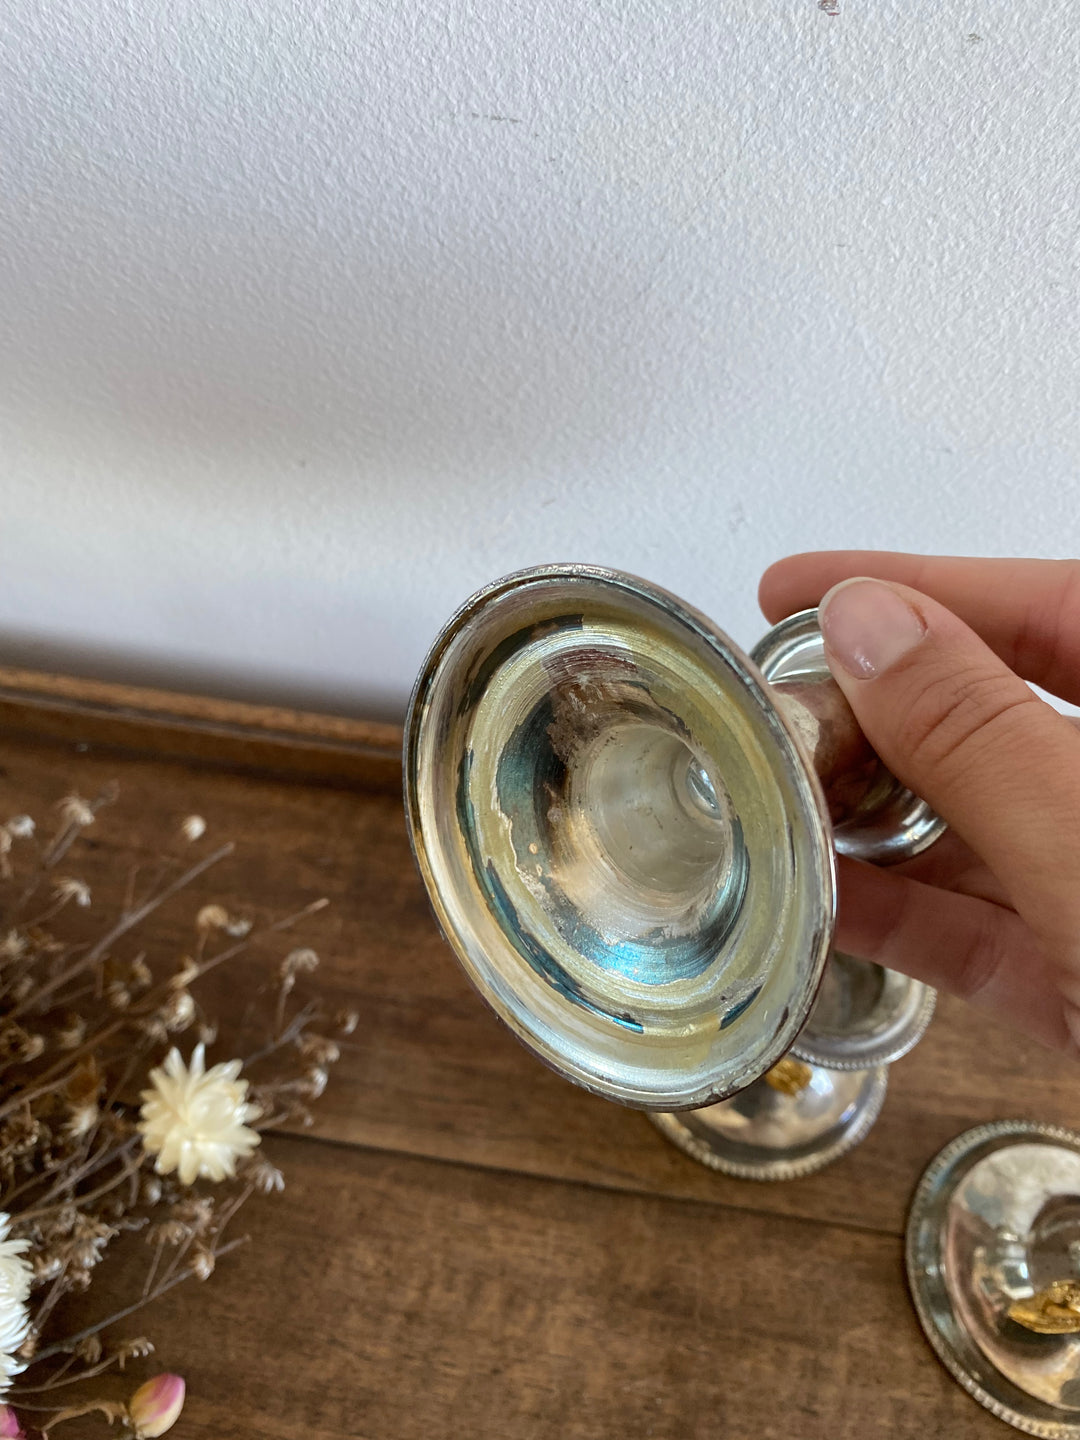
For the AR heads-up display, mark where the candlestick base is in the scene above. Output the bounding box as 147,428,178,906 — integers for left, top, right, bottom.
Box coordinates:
650,1061,888,1181
907,1120,1080,1437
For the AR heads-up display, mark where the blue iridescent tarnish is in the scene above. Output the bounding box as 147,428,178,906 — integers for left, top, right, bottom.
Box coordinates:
457,741,644,1032
719,986,761,1030
490,693,751,991
482,864,645,1034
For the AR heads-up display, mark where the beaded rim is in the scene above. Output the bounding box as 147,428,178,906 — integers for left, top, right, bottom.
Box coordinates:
648,1065,888,1181
905,1119,1080,1438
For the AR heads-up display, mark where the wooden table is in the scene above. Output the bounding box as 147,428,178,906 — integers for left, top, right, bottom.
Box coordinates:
0,665,1073,1439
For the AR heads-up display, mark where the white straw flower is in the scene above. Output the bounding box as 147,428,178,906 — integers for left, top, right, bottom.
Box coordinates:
0,1214,32,1394
138,1045,260,1185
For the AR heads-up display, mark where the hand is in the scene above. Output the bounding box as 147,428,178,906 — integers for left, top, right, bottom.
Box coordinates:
759,552,1080,1055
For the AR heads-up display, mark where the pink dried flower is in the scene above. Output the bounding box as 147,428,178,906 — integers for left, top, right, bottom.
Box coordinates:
128,1373,185,1438
0,1405,23,1438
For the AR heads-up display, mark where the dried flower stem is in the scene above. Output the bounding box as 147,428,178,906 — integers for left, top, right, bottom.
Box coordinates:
0,784,343,1424
8,844,236,1023
30,1236,249,1365
13,1350,127,1394
18,1150,144,1225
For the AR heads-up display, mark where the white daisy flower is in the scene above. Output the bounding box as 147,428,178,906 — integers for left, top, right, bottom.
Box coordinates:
0,1214,32,1394
138,1045,261,1186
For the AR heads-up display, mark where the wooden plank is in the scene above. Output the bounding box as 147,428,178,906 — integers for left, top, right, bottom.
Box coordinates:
87,1134,1006,1440
0,666,403,792
0,726,1074,1240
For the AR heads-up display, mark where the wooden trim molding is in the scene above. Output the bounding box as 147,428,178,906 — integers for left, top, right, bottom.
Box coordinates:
0,665,404,791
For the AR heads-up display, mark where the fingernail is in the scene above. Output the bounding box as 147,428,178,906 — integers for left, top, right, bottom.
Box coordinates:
819,578,926,679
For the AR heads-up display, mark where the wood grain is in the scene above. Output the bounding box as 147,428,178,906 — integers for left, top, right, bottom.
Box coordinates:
109,1134,1000,1440
0,670,1059,1436
0,666,402,791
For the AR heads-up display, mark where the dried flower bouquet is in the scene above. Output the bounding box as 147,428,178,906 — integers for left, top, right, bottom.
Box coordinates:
0,786,351,1437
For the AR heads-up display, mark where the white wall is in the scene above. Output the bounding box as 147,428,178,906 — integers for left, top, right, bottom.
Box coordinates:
2,1,1078,718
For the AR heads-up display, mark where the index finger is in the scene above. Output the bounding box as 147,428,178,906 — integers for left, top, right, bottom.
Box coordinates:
759,551,1080,706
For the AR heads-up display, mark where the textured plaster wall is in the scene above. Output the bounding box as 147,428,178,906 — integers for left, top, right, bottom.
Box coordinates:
1,2,1078,717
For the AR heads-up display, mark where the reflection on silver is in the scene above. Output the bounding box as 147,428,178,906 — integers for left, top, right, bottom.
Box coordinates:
751,610,946,864
907,1121,1080,1436
651,1063,888,1181
792,953,936,1071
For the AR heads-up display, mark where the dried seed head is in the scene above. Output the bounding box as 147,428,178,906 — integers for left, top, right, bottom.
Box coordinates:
172,1197,214,1232
139,1017,170,1045
180,815,206,842
281,948,319,979
73,1334,103,1364
56,794,95,828
140,1175,163,1207
130,955,153,989
5,815,34,839
52,876,91,907
106,982,131,1011
335,1008,359,1036
0,1111,41,1154
298,1034,340,1066
0,931,26,963
302,1067,329,1099
163,990,195,1033
146,1220,189,1247
190,1244,215,1281
196,904,229,933
32,1252,63,1283
245,1157,285,1194
196,1021,218,1046
114,1336,155,1367
15,1329,38,1362
224,916,253,937
63,1103,100,1142
56,1013,87,1050
0,1026,44,1064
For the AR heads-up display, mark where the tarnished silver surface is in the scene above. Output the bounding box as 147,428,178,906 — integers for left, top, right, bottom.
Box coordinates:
404,565,836,1110
907,1121,1080,1437
792,952,936,1070
650,1062,888,1180
751,610,946,864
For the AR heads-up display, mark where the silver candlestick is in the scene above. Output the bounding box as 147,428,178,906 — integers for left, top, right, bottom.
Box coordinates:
404,565,944,1174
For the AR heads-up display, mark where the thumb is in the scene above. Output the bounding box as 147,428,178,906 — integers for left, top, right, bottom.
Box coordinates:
817,577,1080,958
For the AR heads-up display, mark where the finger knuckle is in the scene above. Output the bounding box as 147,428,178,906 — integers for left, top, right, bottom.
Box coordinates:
1012,559,1080,683
950,903,1009,1004
893,669,1039,781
